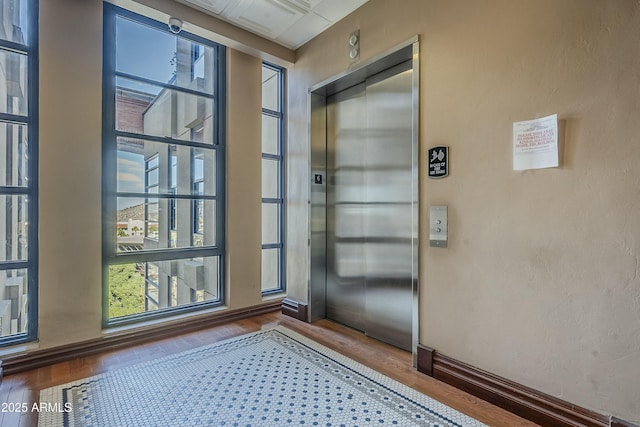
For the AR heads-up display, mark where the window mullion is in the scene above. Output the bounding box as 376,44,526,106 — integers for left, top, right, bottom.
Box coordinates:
115,71,215,99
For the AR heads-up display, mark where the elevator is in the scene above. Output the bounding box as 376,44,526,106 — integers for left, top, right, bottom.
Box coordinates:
309,40,419,357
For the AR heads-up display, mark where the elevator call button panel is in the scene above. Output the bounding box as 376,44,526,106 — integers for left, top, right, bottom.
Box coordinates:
429,205,448,248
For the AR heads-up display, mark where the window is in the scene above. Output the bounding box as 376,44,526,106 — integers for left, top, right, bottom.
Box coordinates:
0,0,37,346
261,63,285,294
103,5,226,325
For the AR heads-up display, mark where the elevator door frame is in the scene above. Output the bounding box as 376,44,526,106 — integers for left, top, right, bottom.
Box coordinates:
309,37,420,365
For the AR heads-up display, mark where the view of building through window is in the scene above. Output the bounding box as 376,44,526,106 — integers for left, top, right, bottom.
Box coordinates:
0,0,36,344
261,63,285,293
104,6,225,323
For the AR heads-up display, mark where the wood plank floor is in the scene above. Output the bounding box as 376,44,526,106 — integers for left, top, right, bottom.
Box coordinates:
0,312,540,427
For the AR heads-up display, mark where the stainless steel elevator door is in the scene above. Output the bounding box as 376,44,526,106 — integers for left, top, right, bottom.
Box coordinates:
326,62,413,351
326,82,367,332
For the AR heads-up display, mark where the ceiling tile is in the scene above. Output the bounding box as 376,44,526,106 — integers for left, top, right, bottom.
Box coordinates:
276,11,330,49
175,0,370,50
276,0,310,13
312,0,368,21
224,0,303,39
177,0,233,15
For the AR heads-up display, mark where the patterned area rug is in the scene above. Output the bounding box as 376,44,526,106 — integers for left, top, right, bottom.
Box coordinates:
39,326,486,427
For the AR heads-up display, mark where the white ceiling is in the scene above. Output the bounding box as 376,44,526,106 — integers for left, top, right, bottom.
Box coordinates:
176,0,369,49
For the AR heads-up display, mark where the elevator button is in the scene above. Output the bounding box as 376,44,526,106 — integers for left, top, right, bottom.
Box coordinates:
429,205,448,248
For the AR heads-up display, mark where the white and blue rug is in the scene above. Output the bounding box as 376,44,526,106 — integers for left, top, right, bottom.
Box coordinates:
39,326,486,427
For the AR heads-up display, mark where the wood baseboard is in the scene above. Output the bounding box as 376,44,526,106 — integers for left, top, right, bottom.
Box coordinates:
416,344,434,377
1,300,283,376
417,346,613,427
281,298,308,322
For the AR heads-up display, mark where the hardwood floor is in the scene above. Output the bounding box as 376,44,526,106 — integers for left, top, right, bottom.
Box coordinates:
0,312,540,427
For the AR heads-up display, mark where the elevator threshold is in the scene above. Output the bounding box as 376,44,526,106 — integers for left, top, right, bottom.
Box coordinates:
322,316,412,354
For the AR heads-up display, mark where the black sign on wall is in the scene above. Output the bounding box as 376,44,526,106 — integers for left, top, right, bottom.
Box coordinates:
428,146,449,178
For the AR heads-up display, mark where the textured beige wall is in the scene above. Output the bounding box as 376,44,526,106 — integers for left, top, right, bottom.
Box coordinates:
287,0,640,422
226,49,263,308
39,0,104,347
31,0,267,350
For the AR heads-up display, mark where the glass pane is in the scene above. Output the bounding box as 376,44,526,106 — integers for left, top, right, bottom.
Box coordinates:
108,262,145,318
261,203,279,245
185,199,215,247
148,155,159,169
108,256,221,319
117,139,216,196
261,248,279,291
116,197,215,252
146,168,159,188
191,199,211,247
145,200,159,240
170,276,178,306
0,49,28,116
262,66,278,111
147,283,159,309
1,195,28,262
146,298,158,311
0,0,29,44
145,263,160,310
116,17,215,94
116,141,145,193
116,197,150,251
147,262,159,284
0,268,28,337
116,77,214,143
0,122,28,187
170,148,177,189
262,159,279,199
261,115,279,155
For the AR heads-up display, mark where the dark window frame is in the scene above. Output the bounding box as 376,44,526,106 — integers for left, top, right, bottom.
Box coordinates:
102,4,226,327
261,62,286,295
0,0,39,347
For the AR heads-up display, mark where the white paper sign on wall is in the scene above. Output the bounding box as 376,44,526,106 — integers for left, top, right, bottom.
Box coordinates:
513,114,559,170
